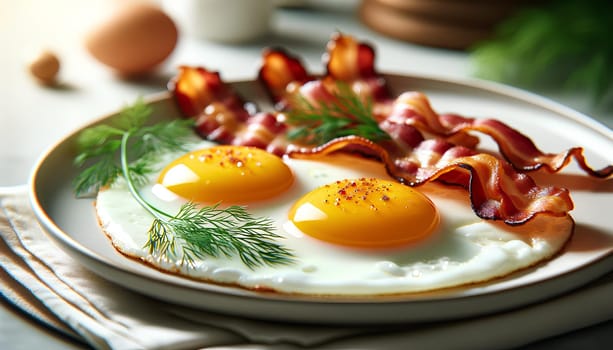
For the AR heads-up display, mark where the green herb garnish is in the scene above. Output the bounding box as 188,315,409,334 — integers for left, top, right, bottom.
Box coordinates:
73,100,190,196
286,82,389,144
73,99,295,269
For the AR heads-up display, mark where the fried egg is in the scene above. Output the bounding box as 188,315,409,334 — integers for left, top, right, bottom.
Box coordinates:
96,141,573,295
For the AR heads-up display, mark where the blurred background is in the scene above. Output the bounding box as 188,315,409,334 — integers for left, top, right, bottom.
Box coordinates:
1,0,612,182
1,0,612,348
3,0,611,99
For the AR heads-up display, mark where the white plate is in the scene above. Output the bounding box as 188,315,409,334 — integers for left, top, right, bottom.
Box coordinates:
29,74,613,324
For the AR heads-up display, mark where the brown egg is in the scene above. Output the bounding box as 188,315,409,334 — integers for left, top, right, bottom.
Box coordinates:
85,3,178,76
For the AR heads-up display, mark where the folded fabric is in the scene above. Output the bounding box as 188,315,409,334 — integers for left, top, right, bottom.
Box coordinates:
1,186,612,350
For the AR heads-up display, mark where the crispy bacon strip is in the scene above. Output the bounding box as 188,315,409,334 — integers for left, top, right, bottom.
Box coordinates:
324,32,390,103
169,66,292,155
169,66,248,118
169,66,254,144
325,32,377,81
287,136,574,224
258,48,312,108
389,92,613,177
385,92,479,149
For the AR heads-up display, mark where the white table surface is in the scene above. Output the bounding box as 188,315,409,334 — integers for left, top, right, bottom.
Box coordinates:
1,0,611,349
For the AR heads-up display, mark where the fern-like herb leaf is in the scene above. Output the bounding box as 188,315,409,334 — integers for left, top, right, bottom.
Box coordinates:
286,82,389,144
145,203,294,268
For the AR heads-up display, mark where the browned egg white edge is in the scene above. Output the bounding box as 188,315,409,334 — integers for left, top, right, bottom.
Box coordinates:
92,190,576,299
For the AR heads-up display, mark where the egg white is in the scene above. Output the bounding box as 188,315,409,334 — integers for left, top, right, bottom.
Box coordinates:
96,141,573,296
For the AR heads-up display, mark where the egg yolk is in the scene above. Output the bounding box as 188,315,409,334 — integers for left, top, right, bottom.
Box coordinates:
157,145,294,203
288,178,439,248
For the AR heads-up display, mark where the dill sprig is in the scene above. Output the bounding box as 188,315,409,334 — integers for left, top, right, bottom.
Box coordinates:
145,203,294,268
285,82,389,144
73,99,295,269
73,99,194,196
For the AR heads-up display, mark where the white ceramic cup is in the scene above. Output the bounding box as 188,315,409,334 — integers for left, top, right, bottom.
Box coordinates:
162,0,274,43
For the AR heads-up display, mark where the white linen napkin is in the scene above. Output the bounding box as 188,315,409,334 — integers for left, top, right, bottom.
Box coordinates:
1,186,612,350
